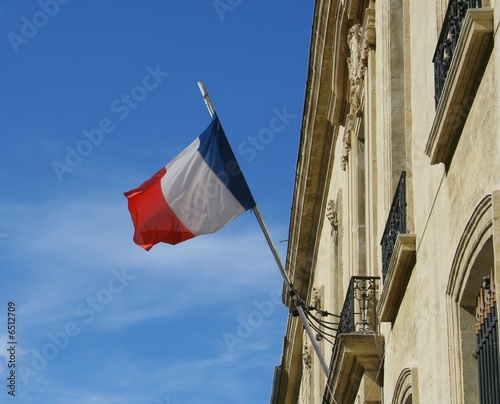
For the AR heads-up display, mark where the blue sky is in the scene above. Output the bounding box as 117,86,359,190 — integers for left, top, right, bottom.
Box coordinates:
0,1,312,403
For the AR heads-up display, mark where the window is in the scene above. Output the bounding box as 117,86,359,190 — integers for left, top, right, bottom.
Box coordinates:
426,3,493,166
433,0,485,108
475,272,500,403
447,194,498,402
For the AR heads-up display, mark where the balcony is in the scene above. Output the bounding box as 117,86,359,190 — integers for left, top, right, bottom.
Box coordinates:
337,276,379,335
323,276,384,404
378,172,416,323
426,2,493,166
433,0,484,108
381,172,408,281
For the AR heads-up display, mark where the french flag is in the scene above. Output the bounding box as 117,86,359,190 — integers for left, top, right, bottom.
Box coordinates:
124,115,256,250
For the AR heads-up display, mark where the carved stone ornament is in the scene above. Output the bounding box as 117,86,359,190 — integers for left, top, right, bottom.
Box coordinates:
326,200,339,237
347,24,367,116
343,14,375,170
341,114,355,171
310,287,321,308
363,6,376,47
302,343,312,369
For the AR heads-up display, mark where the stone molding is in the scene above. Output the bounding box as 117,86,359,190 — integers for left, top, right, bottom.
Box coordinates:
330,1,350,125
378,234,417,323
391,367,420,404
447,194,493,303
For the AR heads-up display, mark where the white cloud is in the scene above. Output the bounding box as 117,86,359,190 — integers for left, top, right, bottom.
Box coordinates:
0,195,287,327
0,195,288,403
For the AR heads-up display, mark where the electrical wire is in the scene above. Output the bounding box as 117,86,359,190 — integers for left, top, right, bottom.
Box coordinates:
307,313,339,331
301,310,338,347
305,316,338,340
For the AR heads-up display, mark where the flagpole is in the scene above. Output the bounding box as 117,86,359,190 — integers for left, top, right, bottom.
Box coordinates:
252,206,330,377
196,81,330,377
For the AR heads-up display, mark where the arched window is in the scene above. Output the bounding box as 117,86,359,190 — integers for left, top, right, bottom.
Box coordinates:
447,194,500,403
392,367,419,404
403,395,413,404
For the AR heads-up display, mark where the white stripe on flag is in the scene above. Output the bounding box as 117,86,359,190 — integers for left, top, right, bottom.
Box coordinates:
160,140,246,235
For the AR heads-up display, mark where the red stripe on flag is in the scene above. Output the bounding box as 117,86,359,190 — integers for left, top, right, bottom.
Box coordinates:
124,167,195,250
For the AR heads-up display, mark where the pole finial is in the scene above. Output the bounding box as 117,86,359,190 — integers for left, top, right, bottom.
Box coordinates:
197,81,216,118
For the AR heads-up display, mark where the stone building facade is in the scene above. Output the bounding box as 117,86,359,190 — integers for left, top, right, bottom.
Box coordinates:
271,0,499,403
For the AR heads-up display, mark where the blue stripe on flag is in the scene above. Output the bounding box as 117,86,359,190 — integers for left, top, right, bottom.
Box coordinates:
197,115,256,210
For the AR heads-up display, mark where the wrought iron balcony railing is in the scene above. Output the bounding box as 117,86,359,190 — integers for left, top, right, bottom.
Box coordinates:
433,0,483,108
337,276,379,336
324,276,381,403
381,172,407,281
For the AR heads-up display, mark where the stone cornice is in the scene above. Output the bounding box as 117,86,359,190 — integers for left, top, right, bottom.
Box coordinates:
285,0,340,307
277,1,340,401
